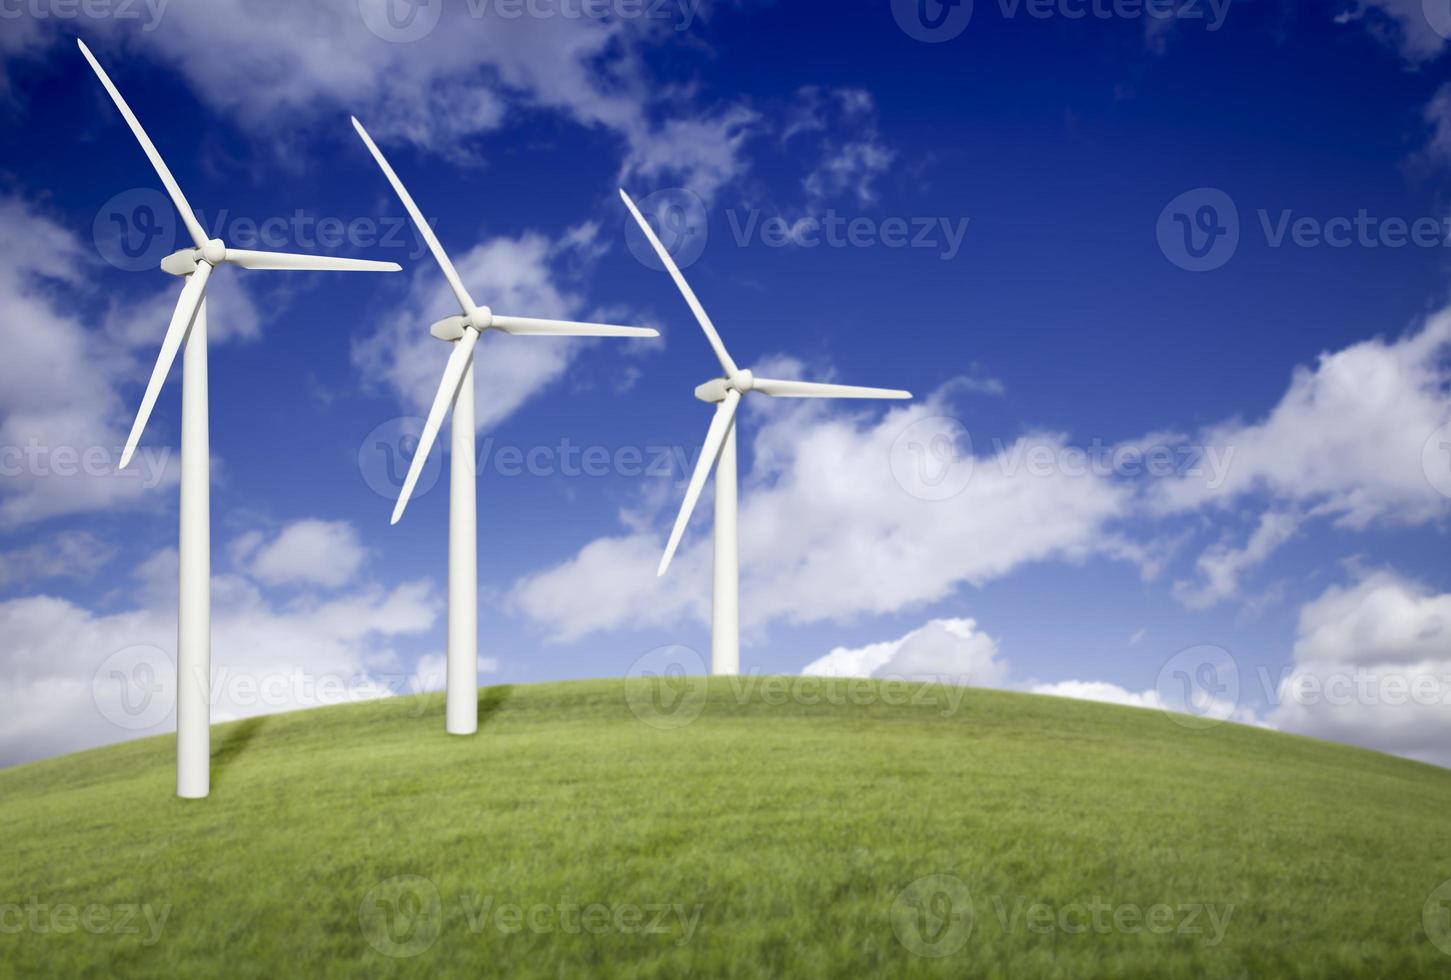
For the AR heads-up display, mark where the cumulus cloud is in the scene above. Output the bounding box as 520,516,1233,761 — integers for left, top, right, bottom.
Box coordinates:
239,519,368,588
781,87,895,207
802,619,1266,729
1336,0,1449,65
12,2,756,194
0,532,113,588
1171,508,1301,609
1154,313,1451,604
1029,679,1162,711
513,379,1135,641
1269,570,1451,767
0,521,441,766
0,197,170,527
0,194,280,528
803,618,1009,684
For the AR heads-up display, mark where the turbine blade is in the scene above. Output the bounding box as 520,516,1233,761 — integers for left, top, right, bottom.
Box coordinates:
119,261,213,469
750,378,913,400
659,390,741,577
618,189,738,376
223,248,401,272
77,39,209,249
351,116,475,314
391,329,480,524
491,314,658,338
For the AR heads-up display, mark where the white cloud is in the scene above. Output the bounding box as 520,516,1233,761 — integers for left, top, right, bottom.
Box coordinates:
0,521,441,766
1151,313,1451,604
1171,508,1301,609
15,2,755,195
803,618,1009,685
1030,679,1162,711
1423,83,1451,165
1294,570,1451,665
0,532,113,588
802,619,1266,728
513,381,1135,641
1270,571,1451,767
0,197,174,527
1336,1,1449,65
1151,314,1451,526
243,519,368,588
623,105,761,202
787,87,896,206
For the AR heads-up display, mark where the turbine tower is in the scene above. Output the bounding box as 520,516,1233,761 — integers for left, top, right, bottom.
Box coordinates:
352,119,658,736
81,40,402,798
620,189,912,675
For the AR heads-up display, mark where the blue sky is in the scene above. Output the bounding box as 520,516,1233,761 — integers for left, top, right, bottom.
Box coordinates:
3,0,1451,766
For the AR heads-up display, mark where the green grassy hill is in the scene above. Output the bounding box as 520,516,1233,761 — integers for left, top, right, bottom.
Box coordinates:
3,677,1451,978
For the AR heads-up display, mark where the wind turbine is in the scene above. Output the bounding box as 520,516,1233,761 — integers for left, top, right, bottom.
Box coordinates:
620,189,912,676
80,40,402,799
351,118,659,736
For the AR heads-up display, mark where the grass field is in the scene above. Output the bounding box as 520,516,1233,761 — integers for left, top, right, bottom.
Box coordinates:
3,676,1451,977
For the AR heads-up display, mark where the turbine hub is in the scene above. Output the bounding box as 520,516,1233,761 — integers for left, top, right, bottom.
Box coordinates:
200,239,226,266
730,369,755,393
466,305,494,332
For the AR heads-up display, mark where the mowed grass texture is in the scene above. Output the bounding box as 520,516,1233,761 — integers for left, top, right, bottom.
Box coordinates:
3,677,1451,978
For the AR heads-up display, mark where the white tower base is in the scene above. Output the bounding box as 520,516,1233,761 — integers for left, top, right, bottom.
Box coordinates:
176,297,210,799
446,354,479,735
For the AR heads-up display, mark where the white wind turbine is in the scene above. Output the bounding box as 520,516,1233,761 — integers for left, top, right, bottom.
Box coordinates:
620,189,912,676
352,118,659,736
81,40,402,799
